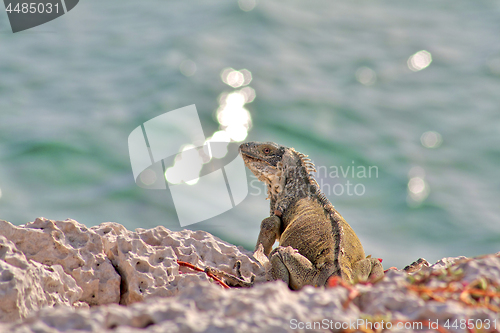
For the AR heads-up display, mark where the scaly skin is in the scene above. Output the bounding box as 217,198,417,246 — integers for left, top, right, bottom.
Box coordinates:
239,142,384,289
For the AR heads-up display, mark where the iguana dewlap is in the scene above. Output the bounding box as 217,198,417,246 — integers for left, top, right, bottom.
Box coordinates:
240,141,384,289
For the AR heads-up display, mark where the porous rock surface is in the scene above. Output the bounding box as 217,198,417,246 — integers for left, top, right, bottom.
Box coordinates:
0,235,85,322
0,218,121,306
0,218,263,322
92,221,263,305
356,255,500,324
1,218,499,333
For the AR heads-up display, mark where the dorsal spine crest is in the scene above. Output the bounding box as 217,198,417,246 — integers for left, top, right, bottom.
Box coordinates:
294,149,337,211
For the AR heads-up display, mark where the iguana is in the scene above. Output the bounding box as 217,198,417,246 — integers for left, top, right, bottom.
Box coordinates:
208,141,384,290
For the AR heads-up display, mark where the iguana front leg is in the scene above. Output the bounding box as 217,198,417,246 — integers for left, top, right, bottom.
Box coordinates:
255,215,281,257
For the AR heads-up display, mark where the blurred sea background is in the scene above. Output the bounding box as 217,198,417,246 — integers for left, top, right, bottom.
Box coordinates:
0,0,499,269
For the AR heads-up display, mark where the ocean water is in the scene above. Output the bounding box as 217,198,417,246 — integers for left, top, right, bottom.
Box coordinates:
0,0,499,269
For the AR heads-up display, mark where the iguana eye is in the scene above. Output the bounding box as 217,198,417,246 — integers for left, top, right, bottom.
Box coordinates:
263,148,271,154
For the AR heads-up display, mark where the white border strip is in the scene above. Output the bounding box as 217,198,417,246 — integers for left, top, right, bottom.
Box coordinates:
60,0,68,13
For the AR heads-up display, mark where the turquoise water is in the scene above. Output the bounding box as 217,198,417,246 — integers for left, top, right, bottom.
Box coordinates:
1,1,499,268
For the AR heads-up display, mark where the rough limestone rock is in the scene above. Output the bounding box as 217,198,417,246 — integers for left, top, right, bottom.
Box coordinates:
1,254,499,333
356,254,500,328
1,281,358,333
0,236,85,322
0,218,264,308
92,222,263,305
0,218,121,306
1,218,499,333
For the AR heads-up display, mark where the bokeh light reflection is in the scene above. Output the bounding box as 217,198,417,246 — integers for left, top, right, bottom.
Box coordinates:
421,131,442,149
204,131,231,159
179,59,197,77
221,68,252,88
213,68,255,143
355,67,377,86
238,0,256,12
407,166,430,205
165,144,204,185
407,50,432,71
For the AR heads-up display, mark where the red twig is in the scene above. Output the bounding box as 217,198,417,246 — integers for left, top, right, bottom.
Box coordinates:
177,260,230,289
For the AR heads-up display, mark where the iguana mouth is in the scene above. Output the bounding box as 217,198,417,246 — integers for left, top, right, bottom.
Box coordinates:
240,152,268,165
240,151,278,186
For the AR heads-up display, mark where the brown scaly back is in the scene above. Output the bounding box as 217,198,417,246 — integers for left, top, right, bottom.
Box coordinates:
294,147,346,279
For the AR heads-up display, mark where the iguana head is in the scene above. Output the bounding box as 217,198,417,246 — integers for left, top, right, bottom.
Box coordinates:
240,141,319,210
239,142,286,184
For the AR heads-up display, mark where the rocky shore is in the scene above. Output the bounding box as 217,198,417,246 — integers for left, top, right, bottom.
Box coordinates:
0,218,498,333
